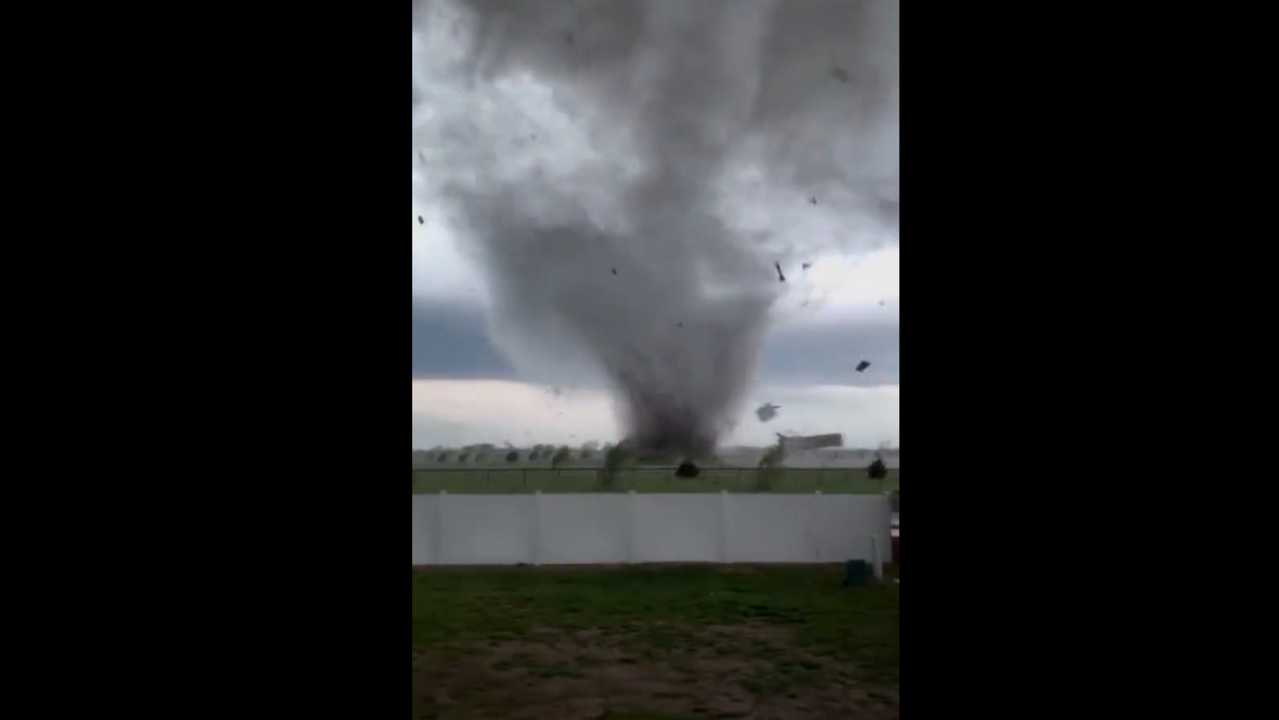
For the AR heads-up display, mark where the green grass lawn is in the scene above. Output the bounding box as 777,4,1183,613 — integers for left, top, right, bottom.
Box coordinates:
412,565,899,719
411,468,901,495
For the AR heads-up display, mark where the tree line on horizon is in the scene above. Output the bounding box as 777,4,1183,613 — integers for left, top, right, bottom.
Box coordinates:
412,441,604,467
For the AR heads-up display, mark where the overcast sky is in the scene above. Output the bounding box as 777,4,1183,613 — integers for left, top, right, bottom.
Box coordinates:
412,0,899,450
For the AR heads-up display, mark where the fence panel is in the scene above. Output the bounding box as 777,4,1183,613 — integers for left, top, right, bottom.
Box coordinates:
412,492,891,566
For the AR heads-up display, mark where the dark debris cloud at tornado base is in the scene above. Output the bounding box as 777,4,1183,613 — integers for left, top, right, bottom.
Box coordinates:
412,0,898,460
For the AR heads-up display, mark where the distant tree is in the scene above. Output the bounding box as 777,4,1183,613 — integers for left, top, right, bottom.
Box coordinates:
528,449,540,461
436,452,450,463
599,442,632,490
505,450,519,463
868,457,888,481
755,444,785,491
551,445,572,469
675,461,700,478
758,444,784,468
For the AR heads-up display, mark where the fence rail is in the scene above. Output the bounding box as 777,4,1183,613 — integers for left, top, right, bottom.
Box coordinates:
411,466,901,495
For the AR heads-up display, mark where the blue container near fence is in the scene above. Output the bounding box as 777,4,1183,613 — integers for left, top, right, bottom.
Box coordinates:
843,560,873,588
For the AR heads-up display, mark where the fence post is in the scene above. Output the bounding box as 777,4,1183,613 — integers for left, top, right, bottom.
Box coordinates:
870,534,883,580
812,489,823,562
627,490,637,564
531,490,543,566
435,490,447,565
719,489,730,563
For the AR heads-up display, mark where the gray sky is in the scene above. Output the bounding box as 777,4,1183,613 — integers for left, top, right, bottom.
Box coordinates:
412,0,899,450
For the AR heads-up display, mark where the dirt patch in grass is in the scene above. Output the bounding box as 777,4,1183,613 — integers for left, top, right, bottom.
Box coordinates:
413,623,894,719
412,566,898,719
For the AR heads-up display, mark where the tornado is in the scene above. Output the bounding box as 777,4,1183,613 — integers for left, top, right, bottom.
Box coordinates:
412,0,898,459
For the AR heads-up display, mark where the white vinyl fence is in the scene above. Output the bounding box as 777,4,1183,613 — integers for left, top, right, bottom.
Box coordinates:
412,492,891,567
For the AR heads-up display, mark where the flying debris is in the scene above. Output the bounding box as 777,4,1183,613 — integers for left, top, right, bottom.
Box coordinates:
830,66,851,84
779,433,844,451
774,262,786,282
878,300,886,306
756,403,780,422
856,360,871,372
565,32,574,45
611,268,617,276
802,262,812,271
809,197,818,205
417,216,424,225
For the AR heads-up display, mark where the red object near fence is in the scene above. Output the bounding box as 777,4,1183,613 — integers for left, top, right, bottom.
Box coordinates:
891,517,899,567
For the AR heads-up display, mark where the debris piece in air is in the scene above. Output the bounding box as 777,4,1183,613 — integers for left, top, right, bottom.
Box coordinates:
802,262,812,271
856,360,871,373
809,197,818,205
830,66,851,84
417,216,424,225
611,268,617,276
878,300,886,306
565,32,574,45
774,262,786,282
756,403,780,423
675,461,701,479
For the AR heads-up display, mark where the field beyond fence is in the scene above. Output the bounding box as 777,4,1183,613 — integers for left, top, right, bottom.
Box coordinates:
412,467,901,495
